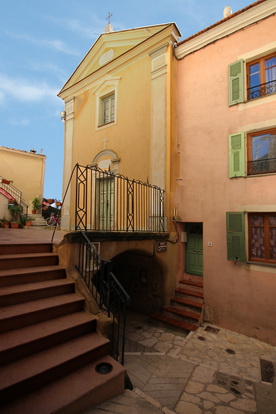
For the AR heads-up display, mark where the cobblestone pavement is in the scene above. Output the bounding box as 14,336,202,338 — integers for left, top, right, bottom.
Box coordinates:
83,313,276,414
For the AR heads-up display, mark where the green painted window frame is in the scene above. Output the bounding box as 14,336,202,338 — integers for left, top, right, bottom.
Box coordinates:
229,132,246,178
228,60,245,106
226,212,246,262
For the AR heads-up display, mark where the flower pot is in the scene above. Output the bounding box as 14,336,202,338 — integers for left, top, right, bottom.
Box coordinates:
32,210,37,214
26,220,32,227
3,222,10,228
10,222,20,229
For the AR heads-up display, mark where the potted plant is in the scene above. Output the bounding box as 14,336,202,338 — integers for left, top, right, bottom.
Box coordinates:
0,217,10,228
32,196,40,214
20,215,33,227
8,203,23,228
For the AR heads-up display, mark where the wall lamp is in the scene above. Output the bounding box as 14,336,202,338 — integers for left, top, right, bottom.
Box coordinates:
60,111,66,123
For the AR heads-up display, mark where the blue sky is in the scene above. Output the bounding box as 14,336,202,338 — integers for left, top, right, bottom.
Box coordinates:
0,0,255,200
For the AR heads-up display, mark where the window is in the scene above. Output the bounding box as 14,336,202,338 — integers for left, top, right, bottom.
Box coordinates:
247,54,276,100
228,54,276,105
100,93,115,126
229,128,276,177
247,128,276,175
248,213,276,264
226,212,276,265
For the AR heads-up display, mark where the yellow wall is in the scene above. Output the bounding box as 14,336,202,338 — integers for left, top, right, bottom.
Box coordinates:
0,147,46,210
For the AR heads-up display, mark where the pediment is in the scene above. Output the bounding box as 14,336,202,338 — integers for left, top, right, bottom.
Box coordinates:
59,24,172,96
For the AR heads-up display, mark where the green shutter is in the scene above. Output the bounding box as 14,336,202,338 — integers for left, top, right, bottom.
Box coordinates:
229,132,246,178
228,60,244,106
226,212,246,262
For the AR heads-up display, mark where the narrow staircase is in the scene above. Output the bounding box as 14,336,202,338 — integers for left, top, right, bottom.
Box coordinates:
0,242,125,414
151,277,204,333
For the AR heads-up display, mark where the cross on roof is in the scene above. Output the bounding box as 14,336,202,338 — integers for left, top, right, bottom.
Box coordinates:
106,12,113,25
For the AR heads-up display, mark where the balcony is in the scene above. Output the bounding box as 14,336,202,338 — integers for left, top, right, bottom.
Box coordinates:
247,79,276,101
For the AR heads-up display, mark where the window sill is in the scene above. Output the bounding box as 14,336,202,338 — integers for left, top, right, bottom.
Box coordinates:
247,260,276,269
98,121,115,128
238,93,276,110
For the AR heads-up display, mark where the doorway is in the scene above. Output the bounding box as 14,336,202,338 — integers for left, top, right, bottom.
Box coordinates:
185,223,203,276
96,177,115,230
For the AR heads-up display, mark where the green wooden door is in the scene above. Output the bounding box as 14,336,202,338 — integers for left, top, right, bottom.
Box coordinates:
186,224,203,276
97,178,114,230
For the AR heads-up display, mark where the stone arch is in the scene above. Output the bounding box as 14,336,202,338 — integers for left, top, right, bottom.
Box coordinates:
111,249,164,315
91,149,120,172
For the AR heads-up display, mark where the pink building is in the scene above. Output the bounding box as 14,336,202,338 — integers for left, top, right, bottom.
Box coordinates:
174,0,276,344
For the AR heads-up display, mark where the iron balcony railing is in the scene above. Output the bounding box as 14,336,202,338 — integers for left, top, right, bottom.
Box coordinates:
247,79,276,101
248,158,276,175
75,164,166,232
77,231,131,365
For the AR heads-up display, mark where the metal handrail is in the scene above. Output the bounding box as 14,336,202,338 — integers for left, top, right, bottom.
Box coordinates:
247,79,276,100
0,177,29,217
77,230,130,365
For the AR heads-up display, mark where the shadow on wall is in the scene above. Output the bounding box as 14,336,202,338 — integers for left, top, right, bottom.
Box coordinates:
112,250,163,315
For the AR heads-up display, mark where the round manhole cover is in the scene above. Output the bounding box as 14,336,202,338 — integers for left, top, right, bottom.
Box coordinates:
95,362,113,375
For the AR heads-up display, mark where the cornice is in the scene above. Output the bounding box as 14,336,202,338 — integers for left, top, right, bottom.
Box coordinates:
175,0,276,59
58,24,180,101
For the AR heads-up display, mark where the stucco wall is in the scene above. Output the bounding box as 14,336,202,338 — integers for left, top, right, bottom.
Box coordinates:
0,147,46,209
175,14,276,344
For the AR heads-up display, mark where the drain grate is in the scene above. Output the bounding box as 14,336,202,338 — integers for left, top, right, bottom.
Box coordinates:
260,359,275,383
226,348,236,355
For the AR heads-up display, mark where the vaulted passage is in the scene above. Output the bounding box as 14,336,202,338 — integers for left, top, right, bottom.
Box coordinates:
112,250,163,315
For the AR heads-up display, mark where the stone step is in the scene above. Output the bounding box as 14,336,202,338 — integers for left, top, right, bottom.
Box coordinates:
0,332,111,404
0,294,85,333
0,265,66,287
0,312,97,364
1,355,125,414
0,279,75,306
0,243,53,255
0,253,59,270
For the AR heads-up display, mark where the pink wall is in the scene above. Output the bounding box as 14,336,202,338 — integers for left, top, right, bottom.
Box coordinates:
175,14,276,344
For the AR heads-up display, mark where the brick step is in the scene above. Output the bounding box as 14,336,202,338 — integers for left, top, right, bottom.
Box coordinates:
0,243,53,255
151,312,198,332
179,279,203,288
0,312,97,364
0,332,111,403
175,287,204,299
0,253,59,270
171,296,204,310
0,266,66,287
163,306,201,321
1,355,125,414
0,279,76,307
0,294,85,333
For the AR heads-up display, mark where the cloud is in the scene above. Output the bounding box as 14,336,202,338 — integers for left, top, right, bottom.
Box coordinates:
8,118,30,126
5,31,80,56
0,74,58,103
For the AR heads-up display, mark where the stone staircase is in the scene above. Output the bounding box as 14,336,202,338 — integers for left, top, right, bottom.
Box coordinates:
151,277,204,332
0,243,125,414
28,213,47,227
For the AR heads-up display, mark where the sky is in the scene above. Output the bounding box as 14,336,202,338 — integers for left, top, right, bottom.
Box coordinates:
0,0,256,201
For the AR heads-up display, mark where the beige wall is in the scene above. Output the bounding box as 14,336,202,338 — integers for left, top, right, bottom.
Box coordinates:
175,13,276,344
0,147,46,213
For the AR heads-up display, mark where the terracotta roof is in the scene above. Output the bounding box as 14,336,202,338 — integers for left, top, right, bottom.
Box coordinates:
0,146,46,157
176,0,268,46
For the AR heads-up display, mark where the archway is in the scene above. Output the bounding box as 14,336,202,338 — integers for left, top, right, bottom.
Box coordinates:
112,250,164,315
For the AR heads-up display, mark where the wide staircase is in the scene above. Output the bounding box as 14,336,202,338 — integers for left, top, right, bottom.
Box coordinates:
0,242,125,414
151,276,204,332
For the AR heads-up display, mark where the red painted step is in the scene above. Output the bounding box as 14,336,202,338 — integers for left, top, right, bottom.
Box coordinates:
163,306,201,321
0,243,53,255
151,312,198,331
171,296,204,309
176,287,204,299
180,279,203,288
